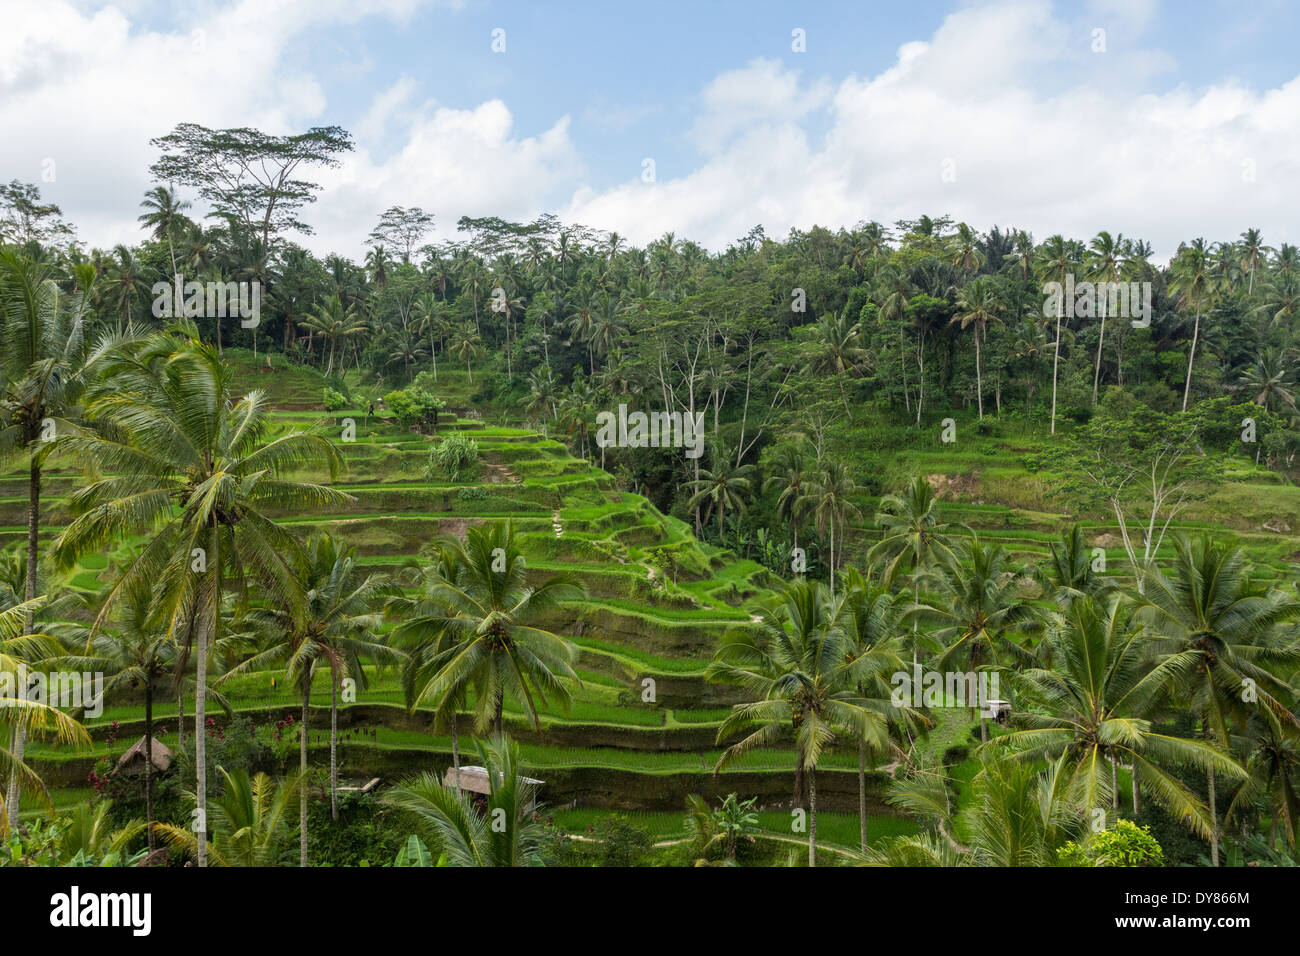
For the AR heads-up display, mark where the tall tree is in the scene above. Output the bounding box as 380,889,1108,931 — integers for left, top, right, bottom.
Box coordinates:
392,520,583,735
138,185,192,279
1134,535,1300,865
708,579,888,867
992,593,1244,835
1170,239,1218,412
149,123,354,254
952,276,1004,420
0,250,131,816
53,329,351,866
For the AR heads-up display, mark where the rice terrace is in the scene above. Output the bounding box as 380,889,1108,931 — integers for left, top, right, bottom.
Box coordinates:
3,3,1300,899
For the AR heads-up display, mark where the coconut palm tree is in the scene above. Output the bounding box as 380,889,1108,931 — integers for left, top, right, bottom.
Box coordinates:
386,327,429,384
385,735,546,867
866,476,956,663
687,444,756,543
53,329,351,866
1134,535,1300,865
763,440,812,560
102,245,151,330
393,520,583,735
707,579,889,866
1034,235,1077,434
1170,239,1219,412
225,532,397,846
949,223,987,278
565,293,601,375
991,593,1245,837
387,542,473,775
1034,524,1111,604
0,249,135,816
1226,710,1300,850
804,458,861,591
412,293,446,383
1239,228,1271,297
877,753,1083,866
157,766,304,867
87,576,176,851
912,534,1037,742
1255,274,1300,328
558,375,597,461
952,276,1004,420
832,570,927,848
137,186,191,280
299,294,366,377
448,323,485,383
0,597,91,836
1239,348,1298,415
525,366,559,423
684,792,761,864
1086,230,1125,402
588,294,627,369
1001,229,1036,283
813,309,868,376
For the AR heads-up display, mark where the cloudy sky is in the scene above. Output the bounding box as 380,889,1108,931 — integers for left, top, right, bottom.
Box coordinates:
4,0,1299,262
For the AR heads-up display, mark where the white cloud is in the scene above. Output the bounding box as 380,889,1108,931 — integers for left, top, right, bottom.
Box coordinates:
311,100,584,256
5,0,1300,265
689,58,832,154
564,0,1300,260
0,0,449,251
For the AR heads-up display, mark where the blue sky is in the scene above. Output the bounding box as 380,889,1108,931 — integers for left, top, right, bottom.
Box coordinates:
6,0,1300,259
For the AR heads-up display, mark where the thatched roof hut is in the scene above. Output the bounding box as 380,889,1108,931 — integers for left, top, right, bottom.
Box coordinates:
444,766,543,811
116,736,173,774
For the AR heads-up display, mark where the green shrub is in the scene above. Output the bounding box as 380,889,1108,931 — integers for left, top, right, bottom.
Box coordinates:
1058,819,1164,867
385,386,445,431
323,387,348,411
306,792,406,866
428,432,479,481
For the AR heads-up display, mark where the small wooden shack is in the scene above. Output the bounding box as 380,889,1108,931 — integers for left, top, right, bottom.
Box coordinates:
116,736,173,775
982,699,1013,724
444,765,543,812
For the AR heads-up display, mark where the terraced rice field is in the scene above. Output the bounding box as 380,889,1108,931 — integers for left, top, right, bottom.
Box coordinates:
15,353,1300,853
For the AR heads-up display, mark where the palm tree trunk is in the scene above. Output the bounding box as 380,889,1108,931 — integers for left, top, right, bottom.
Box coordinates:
1182,311,1201,411
1208,764,1220,867
808,767,817,868
451,710,460,774
300,680,309,867
1131,763,1140,814
974,327,983,420
330,675,339,821
195,520,217,868
144,685,155,852
858,739,867,851
1050,310,1062,435
4,458,40,817
1092,310,1107,403
1111,758,1119,811
828,518,836,592
177,688,184,747
915,332,925,426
